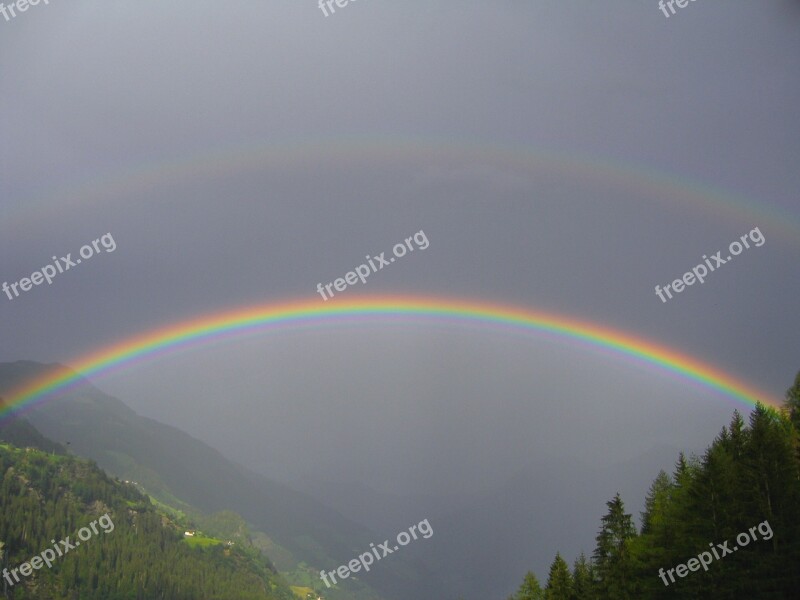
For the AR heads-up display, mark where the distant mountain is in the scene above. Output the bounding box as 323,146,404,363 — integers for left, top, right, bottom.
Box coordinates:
0,433,296,600
0,361,446,600
0,411,68,455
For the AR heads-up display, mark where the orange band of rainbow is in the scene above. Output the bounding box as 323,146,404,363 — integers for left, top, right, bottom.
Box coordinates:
0,295,781,423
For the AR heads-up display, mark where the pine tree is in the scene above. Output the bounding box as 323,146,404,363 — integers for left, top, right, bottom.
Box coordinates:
592,493,637,600
512,571,545,600
666,452,704,560
640,470,673,536
631,471,676,599
784,370,800,433
544,552,573,600
570,553,595,600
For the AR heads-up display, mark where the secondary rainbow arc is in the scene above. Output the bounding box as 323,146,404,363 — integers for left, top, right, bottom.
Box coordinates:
8,136,799,243
0,295,781,424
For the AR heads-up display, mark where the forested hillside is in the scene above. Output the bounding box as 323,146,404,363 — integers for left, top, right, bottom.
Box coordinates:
0,361,431,600
508,371,800,600
0,439,295,600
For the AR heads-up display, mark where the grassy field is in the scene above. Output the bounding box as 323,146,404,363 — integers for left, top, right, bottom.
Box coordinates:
290,585,315,599
184,533,224,548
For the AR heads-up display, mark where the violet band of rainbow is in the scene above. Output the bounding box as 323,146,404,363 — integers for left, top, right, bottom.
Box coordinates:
0,294,780,424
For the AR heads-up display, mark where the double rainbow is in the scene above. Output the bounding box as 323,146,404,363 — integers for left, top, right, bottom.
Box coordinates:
0,295,780,424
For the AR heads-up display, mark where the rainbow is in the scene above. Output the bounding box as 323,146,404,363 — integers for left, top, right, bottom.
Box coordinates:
8,136,799,243
0,295,781,424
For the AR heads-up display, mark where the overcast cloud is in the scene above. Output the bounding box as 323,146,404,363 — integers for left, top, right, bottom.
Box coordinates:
1,1,799,597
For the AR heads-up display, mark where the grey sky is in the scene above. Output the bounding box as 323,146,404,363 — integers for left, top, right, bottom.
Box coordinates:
1,1,799,597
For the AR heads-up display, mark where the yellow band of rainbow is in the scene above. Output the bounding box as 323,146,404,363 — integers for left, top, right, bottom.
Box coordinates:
0,295,780,423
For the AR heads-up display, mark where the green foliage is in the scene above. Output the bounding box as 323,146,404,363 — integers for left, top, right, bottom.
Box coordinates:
183,533,224,548
570,553,595,600
592,493,637,599
510,571,544,600
0,443,295,600
784,370,800,433
196,509,251,543
544,552,572,600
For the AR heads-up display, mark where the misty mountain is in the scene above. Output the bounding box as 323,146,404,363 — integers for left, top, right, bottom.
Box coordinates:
0,361,446,600
0,410,67,456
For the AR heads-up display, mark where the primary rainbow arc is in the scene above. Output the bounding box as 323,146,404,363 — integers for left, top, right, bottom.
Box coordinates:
0,294,780,423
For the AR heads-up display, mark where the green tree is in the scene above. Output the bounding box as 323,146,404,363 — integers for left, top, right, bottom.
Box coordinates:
592,493,637,600
784,370,800,433
544,552,573,600
631,471,676,599
570,553,595,600
640,471,674,536
512,571,545,600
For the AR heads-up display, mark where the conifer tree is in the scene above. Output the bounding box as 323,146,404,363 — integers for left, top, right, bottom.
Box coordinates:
592,493,637,599
640,470,673,536
570,553,595,600
631,471,675,599
784,370,800,433
512,571,545,600
544,552,573,600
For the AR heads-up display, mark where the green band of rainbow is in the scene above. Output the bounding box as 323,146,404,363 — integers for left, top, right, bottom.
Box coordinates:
0,295,780,422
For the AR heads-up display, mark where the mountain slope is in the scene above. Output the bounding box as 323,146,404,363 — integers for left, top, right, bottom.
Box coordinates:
0,361,445,600
0,437,296,600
